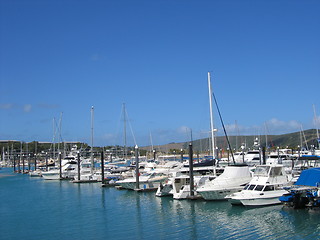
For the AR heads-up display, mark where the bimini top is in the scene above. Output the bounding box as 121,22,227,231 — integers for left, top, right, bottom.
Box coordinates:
295,167,320,187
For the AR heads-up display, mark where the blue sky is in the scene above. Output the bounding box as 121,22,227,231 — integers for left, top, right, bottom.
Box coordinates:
1,0,319,147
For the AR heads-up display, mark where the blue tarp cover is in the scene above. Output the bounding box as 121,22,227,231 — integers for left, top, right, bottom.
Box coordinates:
295,168,320,187
279,195,293,202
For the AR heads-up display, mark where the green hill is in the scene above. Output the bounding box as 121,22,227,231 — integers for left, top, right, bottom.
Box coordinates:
148,129,319,153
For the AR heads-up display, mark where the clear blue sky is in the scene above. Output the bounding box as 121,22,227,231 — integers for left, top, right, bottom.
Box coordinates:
1,0,319,147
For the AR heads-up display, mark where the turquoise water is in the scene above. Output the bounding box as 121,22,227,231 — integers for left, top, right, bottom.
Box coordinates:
1,168,319,240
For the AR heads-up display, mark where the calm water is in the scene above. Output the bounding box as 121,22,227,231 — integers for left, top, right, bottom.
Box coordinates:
1,168,319,240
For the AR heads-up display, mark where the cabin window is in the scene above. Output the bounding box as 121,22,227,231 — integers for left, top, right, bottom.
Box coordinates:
244,184,250,190
254,185,264,191
264,185,274,191
186,179,190,184
254,166,270,176
248,185,256,190
270,167,283,176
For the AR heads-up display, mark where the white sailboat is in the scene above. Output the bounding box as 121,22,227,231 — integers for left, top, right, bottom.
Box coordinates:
162,72,220,200
72,106,98,182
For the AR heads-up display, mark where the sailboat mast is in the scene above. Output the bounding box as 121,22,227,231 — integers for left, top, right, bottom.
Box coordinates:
313,104,320,148
91,106,94,172
208,72,215,158
123,103,127,160
53,117,56,159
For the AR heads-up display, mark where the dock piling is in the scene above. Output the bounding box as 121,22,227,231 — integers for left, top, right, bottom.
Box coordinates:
59,152,62,179
77,152,81,181
189,143,194,197
101,151,105,185
135,145,139,190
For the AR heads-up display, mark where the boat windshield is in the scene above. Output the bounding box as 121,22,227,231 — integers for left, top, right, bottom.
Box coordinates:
254,185,264,191
254,166,270,176
248,184,256,190
264,185,275,191
270,167,283,177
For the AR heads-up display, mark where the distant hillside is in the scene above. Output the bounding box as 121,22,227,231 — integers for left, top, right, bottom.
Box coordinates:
143,129,319,153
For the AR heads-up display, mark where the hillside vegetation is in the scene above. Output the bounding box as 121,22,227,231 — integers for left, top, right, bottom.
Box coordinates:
146,129,319,153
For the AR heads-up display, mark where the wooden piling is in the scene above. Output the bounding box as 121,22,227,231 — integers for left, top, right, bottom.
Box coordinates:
59,152,62,179
45,152,48,172
101,151,105,185
13,154,16,172
28,154,31,172
34,154,37,170
189,143,194,197
22,154,25,173
262,147,266,165
77,152,81,181
135,145,139,190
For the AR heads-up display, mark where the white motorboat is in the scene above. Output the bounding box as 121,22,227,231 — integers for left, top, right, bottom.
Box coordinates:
116,172,168,190
28,169,42,177
226,164,292,206
172,174,213,199
169,165,220,200
42,157,78,180
196,164,253,200
243,150,260,166
41,167,61,180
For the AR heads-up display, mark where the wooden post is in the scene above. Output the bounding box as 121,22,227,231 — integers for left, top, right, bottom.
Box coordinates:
45,152,48,171
34,154,37,170
180,149,183,162
101,151,105,185
22,154,25,173
77,152,81,181
135,145,139,190
227,148,230,165
59,152,62,179
189,143,194,197
28,154,31,172
13,154,16,172
262,147,266,165
17,154,20,173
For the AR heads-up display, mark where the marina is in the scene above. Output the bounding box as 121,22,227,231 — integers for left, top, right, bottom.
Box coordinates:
1,167,320,240
2,1,320,239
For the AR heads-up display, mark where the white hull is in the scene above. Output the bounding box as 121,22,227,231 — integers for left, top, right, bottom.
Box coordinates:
173,185,194,199
42,171,61,180
228,190,287,206
229,191,287,206
199,187,243,200
118,179,164,190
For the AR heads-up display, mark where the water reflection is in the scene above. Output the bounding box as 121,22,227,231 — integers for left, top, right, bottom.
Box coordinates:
152,196,320,240
2,169,320,240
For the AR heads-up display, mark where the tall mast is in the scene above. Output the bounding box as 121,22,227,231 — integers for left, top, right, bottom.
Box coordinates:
313,104,320,148
208,72,215,158
53,117,56,159
91,106,94,172
123,103,127,160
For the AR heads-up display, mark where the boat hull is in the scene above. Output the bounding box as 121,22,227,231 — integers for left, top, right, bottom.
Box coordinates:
198,187,242,200
42,172,62,180
229,190,287,206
